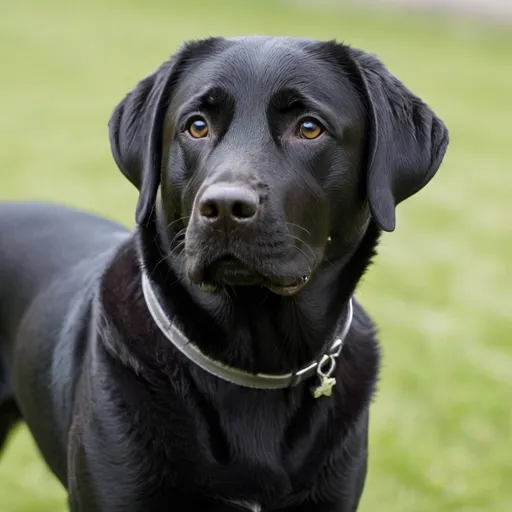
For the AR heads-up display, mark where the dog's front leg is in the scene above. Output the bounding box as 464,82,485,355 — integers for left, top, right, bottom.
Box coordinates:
67,424,102,512
274,499,359,512
68,463,99,510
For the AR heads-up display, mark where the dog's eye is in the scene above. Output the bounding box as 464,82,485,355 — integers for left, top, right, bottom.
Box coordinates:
297,119,323,140
187,117,209,139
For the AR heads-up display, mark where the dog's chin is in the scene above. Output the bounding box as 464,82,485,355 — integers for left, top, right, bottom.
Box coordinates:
186,255,311,297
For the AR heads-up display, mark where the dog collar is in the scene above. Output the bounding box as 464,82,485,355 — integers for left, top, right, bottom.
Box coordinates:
141,273,353,397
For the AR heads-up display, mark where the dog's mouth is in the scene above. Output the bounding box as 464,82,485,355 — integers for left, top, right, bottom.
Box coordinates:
205,255,262,286
200,255,310,296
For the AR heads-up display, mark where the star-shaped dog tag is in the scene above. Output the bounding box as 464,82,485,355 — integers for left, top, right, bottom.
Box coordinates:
313,376,337,398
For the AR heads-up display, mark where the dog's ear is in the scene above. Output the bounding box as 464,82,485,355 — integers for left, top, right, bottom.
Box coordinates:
108,38,222,225
347,48,449,231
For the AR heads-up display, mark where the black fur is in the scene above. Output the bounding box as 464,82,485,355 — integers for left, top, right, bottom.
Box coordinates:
0,36,448,511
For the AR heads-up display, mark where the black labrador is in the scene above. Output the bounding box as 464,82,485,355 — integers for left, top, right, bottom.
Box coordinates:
0,36,448,511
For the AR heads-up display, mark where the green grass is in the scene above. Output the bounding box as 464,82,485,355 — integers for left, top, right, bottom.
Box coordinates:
1,0,511,510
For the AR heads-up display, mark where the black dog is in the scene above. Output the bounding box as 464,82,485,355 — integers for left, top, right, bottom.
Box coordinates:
0,36,448,511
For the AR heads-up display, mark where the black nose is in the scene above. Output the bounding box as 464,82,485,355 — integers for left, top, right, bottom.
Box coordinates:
198,184,260,226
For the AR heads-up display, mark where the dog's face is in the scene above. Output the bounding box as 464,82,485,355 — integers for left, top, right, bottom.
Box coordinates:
109,37,448,295
161,39,370,295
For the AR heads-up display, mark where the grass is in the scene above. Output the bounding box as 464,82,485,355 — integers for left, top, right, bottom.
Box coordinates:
1,0,511,510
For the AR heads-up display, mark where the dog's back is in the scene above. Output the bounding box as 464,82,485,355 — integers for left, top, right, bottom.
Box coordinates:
0,202,128,469
0,202,128,346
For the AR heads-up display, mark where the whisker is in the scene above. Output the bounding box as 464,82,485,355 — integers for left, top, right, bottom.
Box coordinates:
169,228,187,246
285,222,311,236
324,258,337,271
166,216,190,231
149,241,185,278
151,228,186,266
286,234,316,261
151,216,189,244
294,245,314,275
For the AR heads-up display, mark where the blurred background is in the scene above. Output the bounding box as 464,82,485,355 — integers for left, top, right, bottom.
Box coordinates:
1,0,510,510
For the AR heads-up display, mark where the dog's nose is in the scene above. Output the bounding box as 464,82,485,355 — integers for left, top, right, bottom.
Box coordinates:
198,184,259,226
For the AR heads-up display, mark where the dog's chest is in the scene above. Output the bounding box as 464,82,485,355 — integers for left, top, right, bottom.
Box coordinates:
197,389,316,507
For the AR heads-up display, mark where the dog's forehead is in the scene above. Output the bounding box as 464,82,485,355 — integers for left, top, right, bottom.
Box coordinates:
175,37,349,104
220,36,316,77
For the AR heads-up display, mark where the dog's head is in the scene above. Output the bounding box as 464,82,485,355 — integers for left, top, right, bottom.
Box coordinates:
109,37,448,296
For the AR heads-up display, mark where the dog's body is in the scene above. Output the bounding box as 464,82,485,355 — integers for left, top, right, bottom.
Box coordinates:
0,202,376,511
0,36,448,511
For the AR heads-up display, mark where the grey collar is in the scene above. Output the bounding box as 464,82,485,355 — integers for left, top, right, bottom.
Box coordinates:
141,273,353,397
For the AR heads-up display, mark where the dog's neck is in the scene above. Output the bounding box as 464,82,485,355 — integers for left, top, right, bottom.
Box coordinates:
129,218,381,376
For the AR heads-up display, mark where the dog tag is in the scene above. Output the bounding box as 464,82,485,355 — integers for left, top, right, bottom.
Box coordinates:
313,376,336,398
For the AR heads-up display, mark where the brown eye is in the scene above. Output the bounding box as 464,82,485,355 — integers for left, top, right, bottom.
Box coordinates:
187,117,209,138
298,119,323,140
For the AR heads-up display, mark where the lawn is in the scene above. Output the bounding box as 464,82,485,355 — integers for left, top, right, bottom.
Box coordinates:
0,0,511,510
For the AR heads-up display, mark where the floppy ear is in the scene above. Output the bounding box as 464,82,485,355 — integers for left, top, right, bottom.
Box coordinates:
108,38,222,225
348,48,449,232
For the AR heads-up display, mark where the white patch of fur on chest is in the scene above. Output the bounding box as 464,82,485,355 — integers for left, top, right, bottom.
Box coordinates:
227,499,262,511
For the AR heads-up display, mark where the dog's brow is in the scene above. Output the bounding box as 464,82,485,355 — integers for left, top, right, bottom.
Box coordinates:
177,86,230,118
270,88,308,112
203,86,230,106
267,87,342,133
